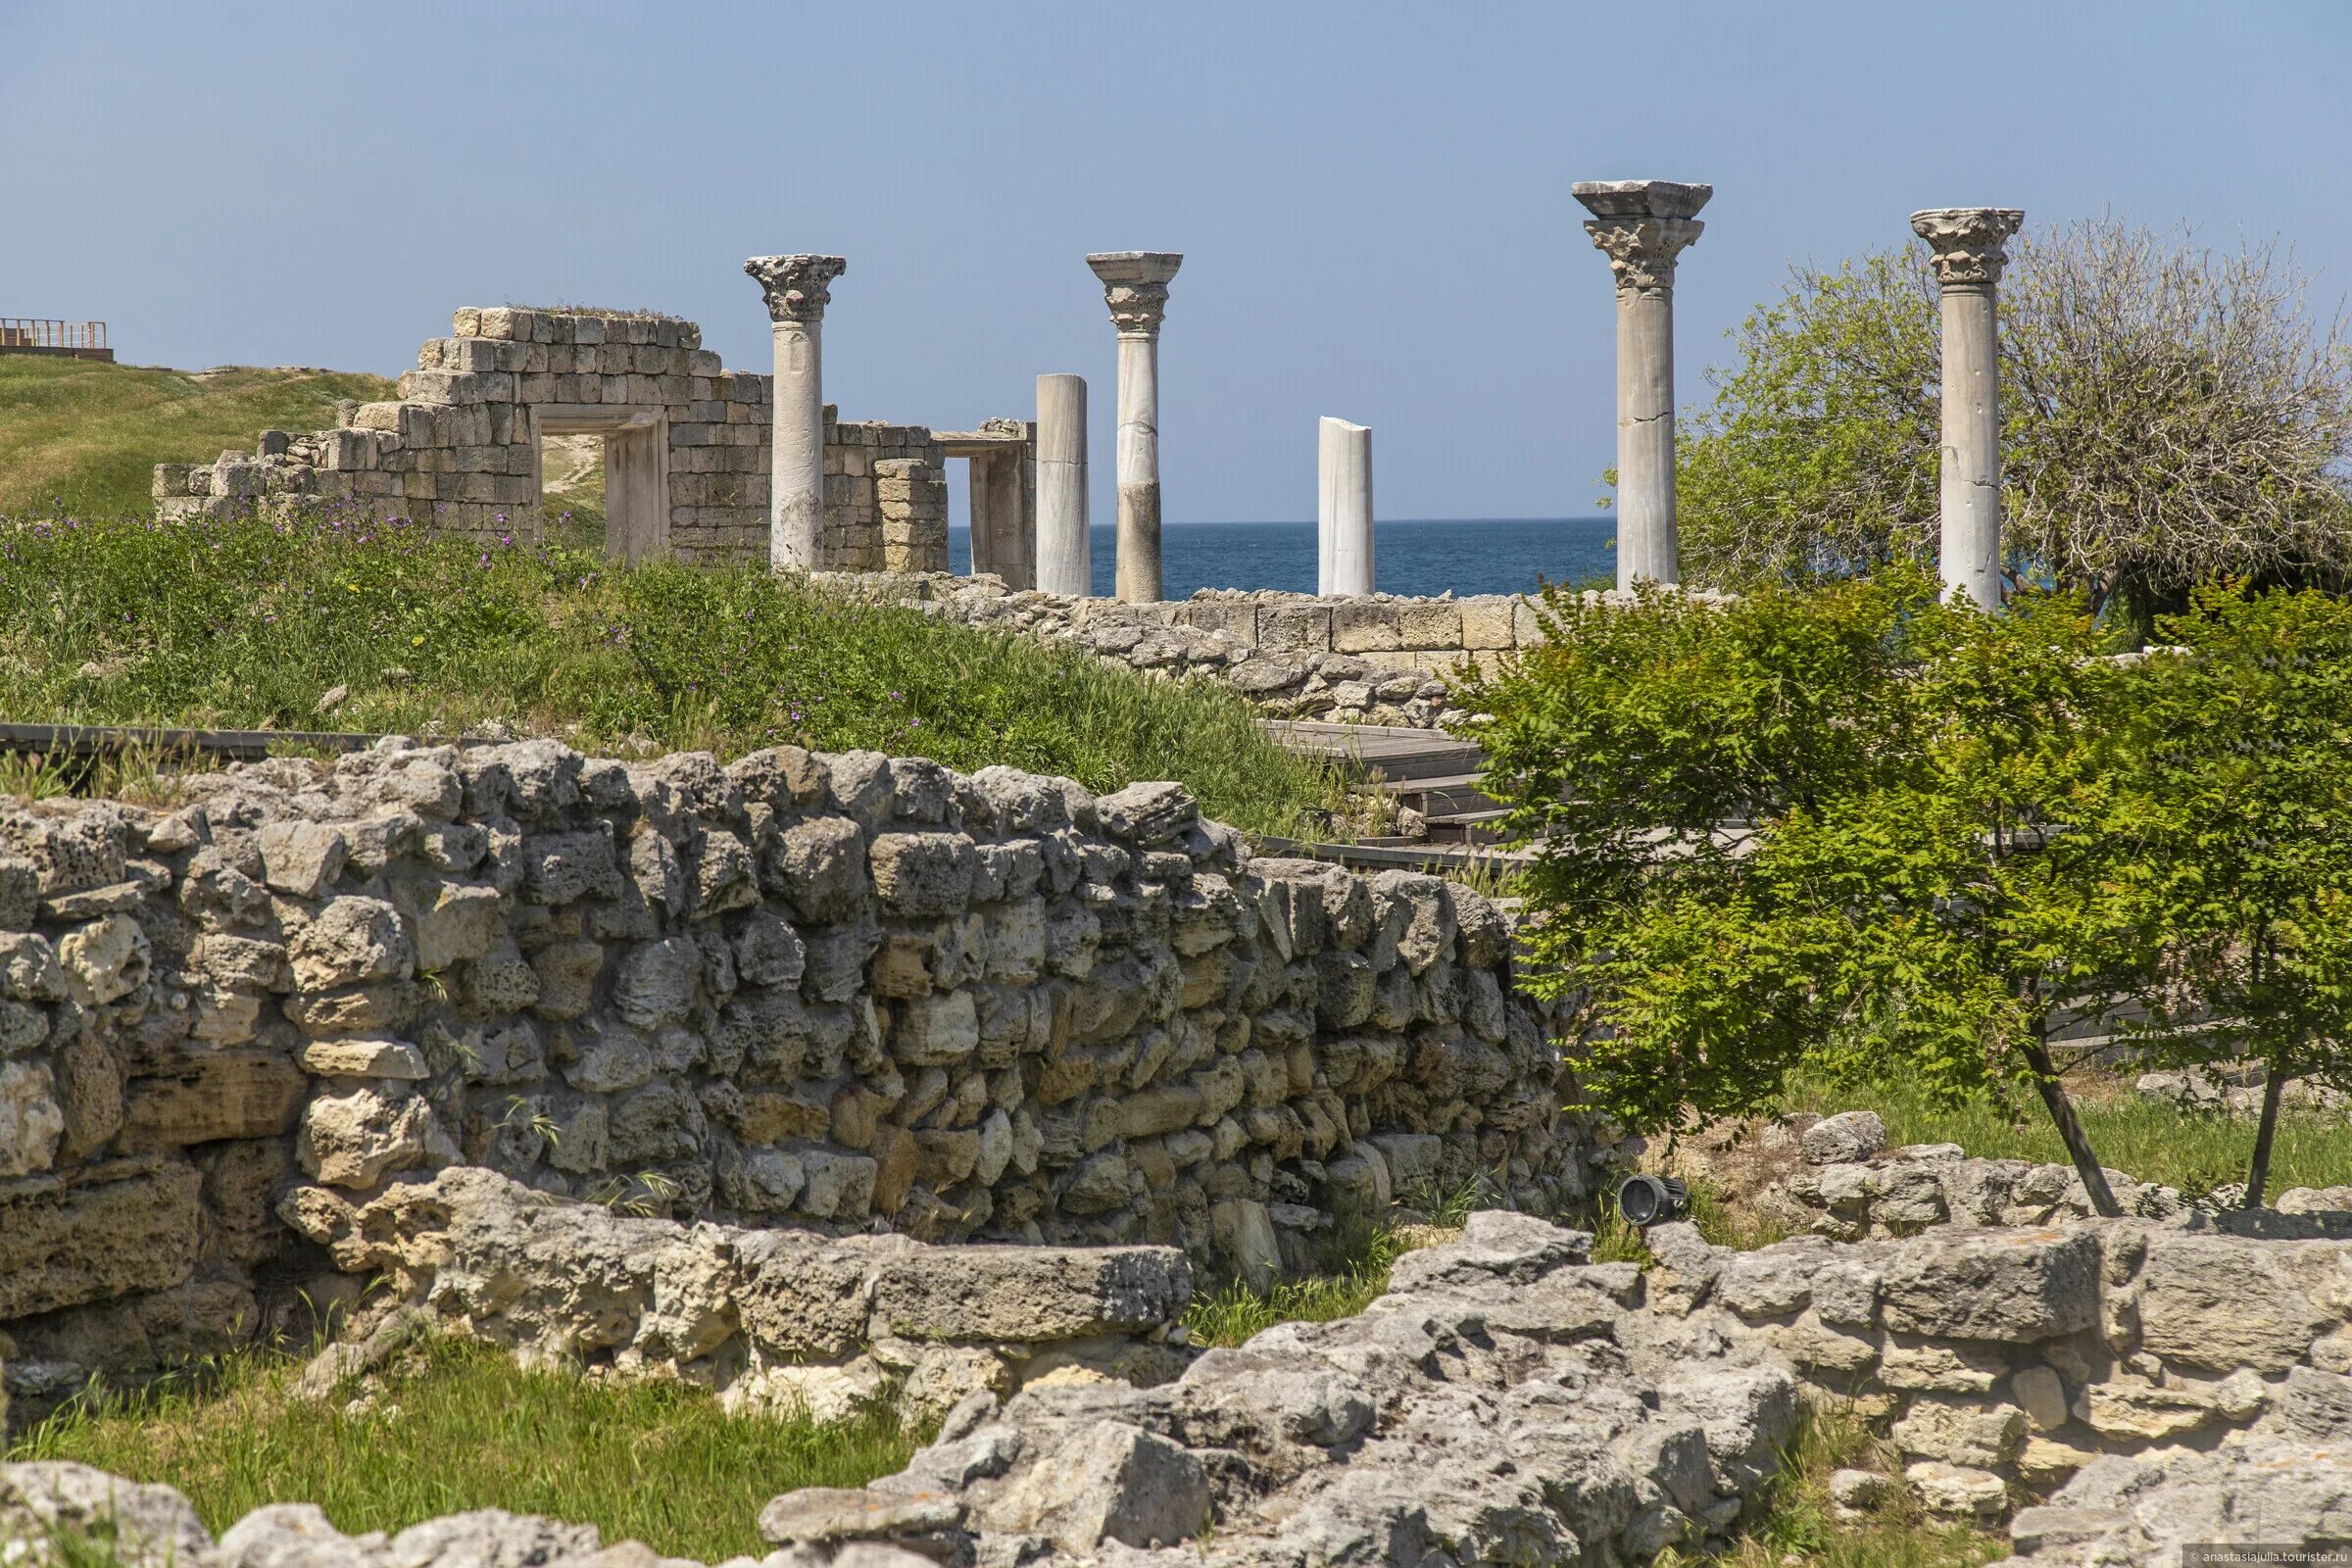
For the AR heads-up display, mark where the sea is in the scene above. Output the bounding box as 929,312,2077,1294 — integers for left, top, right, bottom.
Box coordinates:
948,517,1615,600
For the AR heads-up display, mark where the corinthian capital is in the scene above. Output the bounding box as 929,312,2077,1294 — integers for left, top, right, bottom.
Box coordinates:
745,254,848,322
1909,209,2024,288
1087,252,1183,335
1573,180,1712,293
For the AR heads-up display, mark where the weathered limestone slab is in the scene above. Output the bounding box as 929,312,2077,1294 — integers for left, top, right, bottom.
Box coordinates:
0,1158,203,1319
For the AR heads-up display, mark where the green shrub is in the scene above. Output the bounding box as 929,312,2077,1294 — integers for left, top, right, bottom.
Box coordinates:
1461,568,2158,1209
1465,567,2352,1209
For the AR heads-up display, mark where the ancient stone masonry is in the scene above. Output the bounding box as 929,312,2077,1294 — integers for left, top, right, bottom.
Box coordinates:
825,572,1729,728
25,1207,2352,1566
0,738,1592,1412
1912,207,2025,609
1574,179,1710,591
151,307,962,574
299,1166,1194,1422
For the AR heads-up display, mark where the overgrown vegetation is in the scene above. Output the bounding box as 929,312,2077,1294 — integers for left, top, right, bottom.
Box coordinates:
1182,1179,1490,1348
1778,1070,2352,1200
7,1335,919,1561
1677,219,2352,636
1590,1175,1792,1265
1464,567,2352,1210
0,358,394,518
1659,1402,2002,1568
0,510,1345,837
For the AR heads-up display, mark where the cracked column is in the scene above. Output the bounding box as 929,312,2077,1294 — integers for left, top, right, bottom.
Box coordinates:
1318,416,1373,596
1912,208,2024,608
1036,373,1090,596
1087,252,1182,603
1574,180,1709,591
745,253,846,573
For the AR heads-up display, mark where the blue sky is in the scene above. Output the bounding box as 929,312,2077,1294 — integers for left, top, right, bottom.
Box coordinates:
5,2,2348,524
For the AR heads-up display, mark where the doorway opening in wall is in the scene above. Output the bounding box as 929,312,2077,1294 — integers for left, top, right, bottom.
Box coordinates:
532,406,669,563
538,433,607,554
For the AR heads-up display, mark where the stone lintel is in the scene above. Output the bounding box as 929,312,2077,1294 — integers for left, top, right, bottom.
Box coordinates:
933,430,1033,454
746,254,849,323
1909,209,2025,288
1571,179,1714,221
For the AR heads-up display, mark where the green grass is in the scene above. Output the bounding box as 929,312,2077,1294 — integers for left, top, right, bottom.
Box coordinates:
0,512,1345,837
1660,1402,2002,1568
1779,1069,2352,1198
0,358,395,517
1184,1218,1409,1348
1184,1266,1396,1348
1181,1177,1502,1348
7,1336,917,1562
1591,1176,1793,1264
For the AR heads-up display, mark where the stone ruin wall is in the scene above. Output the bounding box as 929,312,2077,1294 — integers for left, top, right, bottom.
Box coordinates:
833,572,1591,729
151,308,951,573
0,737,1593,1415
33,1192,2352,1567
139,305,1650,732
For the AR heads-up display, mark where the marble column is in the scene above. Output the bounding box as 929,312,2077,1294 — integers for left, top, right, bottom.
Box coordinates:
744,253,847,572
1911,208,2024,609
1317,416,1373,596
1572,181,1710,591
1086,252,1182,603
1035,373,1090,596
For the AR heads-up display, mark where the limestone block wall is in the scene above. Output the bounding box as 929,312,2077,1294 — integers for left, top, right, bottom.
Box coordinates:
0,739,1590,1406
151,308,953,574
305,1166,1193,1421
822,432,947,572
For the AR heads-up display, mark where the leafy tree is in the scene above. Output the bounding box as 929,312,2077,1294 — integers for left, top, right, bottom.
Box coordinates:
2124,583,2352,1205
1678,220,2352,637
1463,568,2150,1212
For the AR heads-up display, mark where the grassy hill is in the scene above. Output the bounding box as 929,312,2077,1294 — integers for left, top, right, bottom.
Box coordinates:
0,356,395,517
0,512,1344,836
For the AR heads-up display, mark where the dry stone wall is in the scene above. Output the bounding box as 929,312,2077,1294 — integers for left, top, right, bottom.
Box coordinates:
0,738,1592,1410
152,308,953,572
299,1166,1194,1423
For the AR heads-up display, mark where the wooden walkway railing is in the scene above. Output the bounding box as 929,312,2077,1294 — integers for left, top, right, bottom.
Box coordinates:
0,319,113,360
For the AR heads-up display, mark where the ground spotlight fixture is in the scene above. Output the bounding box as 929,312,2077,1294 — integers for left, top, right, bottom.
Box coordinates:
1616,1174,1689,1229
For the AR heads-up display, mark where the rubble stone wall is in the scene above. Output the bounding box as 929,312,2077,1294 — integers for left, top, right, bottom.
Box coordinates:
299,1166,1195,1424
151,307,952,573
1641,1211,2352,1540
823,573,1700,728
0,738,1591,1405
26,1208,2352,1567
